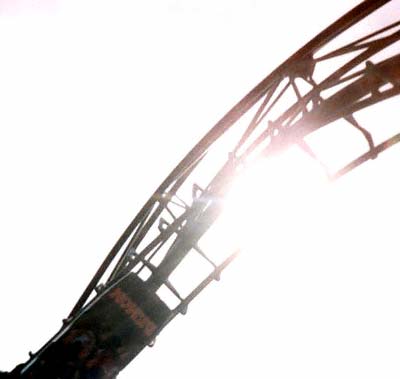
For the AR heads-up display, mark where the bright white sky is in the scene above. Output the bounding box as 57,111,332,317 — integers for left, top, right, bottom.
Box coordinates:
1,1,400,378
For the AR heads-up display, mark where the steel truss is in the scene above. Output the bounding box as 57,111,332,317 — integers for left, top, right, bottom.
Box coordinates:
16,0,400,378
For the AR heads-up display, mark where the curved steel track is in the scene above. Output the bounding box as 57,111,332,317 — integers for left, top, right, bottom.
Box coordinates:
13,1,400,378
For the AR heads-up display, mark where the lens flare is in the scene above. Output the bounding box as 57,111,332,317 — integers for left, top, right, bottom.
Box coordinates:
220,147,329,258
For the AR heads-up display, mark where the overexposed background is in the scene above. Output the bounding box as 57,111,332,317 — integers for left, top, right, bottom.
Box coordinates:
1,1,400,378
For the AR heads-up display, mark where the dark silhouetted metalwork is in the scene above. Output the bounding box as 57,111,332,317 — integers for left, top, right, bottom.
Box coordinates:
4,1,400,378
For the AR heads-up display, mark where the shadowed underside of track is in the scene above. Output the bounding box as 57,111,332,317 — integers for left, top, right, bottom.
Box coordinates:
3,1,400,378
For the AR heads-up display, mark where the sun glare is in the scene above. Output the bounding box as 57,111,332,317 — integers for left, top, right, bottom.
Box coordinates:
219,146,329,259
202,140,400,378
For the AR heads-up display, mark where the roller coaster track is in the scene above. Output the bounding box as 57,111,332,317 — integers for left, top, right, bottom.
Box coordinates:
5,0,400,378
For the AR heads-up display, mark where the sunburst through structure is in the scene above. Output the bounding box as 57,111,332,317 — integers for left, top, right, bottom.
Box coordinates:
1,1,400,378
